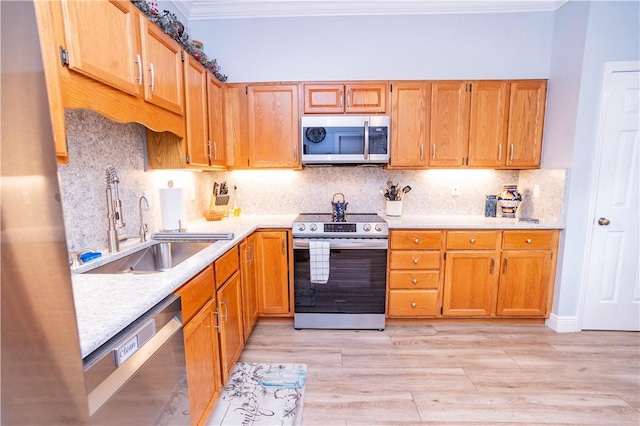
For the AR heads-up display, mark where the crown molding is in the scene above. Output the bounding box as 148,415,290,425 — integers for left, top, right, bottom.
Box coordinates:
172,0,569,20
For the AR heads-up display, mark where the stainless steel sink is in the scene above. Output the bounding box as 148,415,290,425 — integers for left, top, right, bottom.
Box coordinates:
84,241,212,274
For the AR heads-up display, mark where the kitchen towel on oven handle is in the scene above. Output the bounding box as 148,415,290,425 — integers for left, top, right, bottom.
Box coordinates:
308,241,330,283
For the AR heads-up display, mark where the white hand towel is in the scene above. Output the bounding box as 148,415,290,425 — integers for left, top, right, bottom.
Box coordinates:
309,241,330,284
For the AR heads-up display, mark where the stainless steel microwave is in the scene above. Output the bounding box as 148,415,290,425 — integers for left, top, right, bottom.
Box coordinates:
301,115,390,165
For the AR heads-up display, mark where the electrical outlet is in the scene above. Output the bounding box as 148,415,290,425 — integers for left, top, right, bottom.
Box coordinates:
533,185,541,198
451,185,460,196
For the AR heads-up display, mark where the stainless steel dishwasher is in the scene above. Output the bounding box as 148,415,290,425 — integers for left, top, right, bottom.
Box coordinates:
83,294,190,425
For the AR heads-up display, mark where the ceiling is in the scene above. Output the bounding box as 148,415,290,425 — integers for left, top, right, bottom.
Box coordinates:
172,0,570,20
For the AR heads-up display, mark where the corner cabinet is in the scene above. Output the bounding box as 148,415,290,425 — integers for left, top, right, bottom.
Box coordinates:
303,82,387,114
225,84,300,169
255,230,293,316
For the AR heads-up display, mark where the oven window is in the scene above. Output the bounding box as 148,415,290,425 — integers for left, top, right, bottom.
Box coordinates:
294,248,387,314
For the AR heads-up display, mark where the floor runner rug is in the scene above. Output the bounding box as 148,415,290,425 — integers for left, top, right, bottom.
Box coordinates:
208,362,308,426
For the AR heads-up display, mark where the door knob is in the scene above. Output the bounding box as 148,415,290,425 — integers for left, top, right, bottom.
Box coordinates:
598,217,611,226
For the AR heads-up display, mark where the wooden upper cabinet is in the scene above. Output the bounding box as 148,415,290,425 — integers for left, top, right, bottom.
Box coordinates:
303,82,387,114
61,0,141,96
389,81,431,168
183,56,210,168
139,15,183,115
430,81,470,167
467,81,510,167
207,74,226,168
247,84,300,168
506,80,547,168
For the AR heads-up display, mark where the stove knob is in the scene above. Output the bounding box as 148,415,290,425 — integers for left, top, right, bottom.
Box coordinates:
309,224,317,231
297,224,306,232
375,224,384,232
363,224,371,232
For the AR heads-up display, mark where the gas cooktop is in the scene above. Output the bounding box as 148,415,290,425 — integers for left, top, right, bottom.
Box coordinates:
292,213,388,238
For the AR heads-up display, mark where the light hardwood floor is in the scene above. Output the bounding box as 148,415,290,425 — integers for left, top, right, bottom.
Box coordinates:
238,321,639,425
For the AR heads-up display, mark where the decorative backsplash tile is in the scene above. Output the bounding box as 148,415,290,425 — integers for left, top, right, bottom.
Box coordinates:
59,109,567,252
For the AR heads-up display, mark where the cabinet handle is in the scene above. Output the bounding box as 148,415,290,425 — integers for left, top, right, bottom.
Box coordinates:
502,258,508,274
346,90,351,108
470,238,476,244
135,54,142,85
490,257,495,274
498,144,502,161
432,144,436,160
213,141,218,160
281,238,285,255
221,300,228,321
413,258,419,264
412,278,418,284
420,144,424,161
248,244,254,263
207,141,212,160
509,144,514,161
414,238,420,244
339,90,343,108
526,238,532,244
214,308,221,332
148,62,155,92
411,302,417,308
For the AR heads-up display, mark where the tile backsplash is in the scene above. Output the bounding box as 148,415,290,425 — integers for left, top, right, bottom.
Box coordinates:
59,109,566,252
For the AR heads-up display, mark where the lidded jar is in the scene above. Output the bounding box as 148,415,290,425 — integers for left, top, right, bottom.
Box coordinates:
497,184,522,218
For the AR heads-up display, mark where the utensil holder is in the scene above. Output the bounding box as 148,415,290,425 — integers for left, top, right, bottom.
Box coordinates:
385,200,403,217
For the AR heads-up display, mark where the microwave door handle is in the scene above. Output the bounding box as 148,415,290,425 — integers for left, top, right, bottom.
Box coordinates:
363,120,369,160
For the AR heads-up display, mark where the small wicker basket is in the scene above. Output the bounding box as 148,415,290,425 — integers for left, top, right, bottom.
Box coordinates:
203,210,224,221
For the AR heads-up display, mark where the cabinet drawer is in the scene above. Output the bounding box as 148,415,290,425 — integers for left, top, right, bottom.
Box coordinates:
388,290,438,317
175,264,214,323
215,246,239,288
390,251,440,270
389,271,439,289
502,230,558,249
447,231,500,250
391,231,442,249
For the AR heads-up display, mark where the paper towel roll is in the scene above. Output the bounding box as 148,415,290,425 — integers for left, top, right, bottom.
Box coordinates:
159,187,187,231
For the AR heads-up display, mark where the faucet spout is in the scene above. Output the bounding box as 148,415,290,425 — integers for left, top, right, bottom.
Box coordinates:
139,195,150,242
105,166,127,251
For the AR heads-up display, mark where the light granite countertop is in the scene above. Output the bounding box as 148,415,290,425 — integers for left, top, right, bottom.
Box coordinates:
71,213,562,358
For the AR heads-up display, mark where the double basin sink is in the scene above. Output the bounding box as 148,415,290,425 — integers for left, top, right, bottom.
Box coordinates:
83,241,213,275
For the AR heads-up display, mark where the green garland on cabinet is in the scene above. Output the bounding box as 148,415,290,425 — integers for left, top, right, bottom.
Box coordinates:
131,0,228,82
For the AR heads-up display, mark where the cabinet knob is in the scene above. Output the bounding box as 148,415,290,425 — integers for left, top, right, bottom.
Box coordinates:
411,302,417,308
414,238,420,244
413,258,419,264
526,238,532,244
412,278,418,284
470,238,476,244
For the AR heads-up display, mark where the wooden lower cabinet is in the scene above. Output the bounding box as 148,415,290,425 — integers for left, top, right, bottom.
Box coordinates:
387,230,442,317
175,265,221,426
216,271,244,384
240,235,259,341
255,230,292,316
442,251,498,316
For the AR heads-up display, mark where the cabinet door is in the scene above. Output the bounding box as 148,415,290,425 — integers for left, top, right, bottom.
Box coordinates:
497,250,552,317
255,231,291,315
61,0,141,96
207,74,226,168
184,299,221,426
389,81,431,168
442,251,498,316
183,55,210,167
240,236,259,342
345,82,387,113
429,81,470,167
248,84,300,168
217,272,244,383
224,84,249,168
467,81,509,167
139,17,183,115
303,84,344,114
506,80,547,168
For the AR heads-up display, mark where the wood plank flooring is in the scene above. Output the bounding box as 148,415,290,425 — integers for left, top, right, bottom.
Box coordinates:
238,321,640,425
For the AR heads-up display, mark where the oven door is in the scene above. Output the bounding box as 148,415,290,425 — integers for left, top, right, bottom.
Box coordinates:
293,238,388,330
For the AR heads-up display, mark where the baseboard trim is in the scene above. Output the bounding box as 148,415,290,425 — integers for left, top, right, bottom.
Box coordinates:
545,313,580,332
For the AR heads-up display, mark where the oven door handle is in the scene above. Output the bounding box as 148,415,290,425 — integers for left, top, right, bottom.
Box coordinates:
293,240,388,250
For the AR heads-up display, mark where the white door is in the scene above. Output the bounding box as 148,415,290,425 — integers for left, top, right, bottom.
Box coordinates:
582,66,640,331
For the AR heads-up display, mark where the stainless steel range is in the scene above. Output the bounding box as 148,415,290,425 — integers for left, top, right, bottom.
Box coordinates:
292,213,388,330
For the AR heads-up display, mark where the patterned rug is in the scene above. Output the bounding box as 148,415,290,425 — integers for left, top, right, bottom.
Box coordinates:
208,362,308,426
